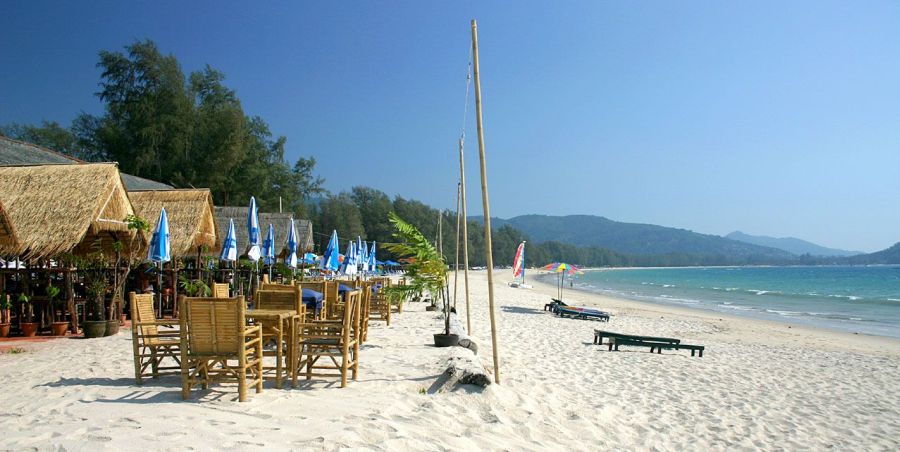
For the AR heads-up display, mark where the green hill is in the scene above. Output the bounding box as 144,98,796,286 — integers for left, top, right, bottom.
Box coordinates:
472,214,795,262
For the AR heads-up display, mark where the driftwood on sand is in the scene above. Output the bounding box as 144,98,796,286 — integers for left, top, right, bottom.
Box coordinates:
442,312,491,387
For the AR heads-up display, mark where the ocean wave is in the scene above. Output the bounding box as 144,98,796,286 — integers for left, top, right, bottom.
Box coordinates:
765,309,802,316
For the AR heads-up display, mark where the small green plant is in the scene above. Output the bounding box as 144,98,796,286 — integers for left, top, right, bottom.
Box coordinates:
17,293,34,323
0,294,11,310
418,387,427,394
6,347,26,354
179,276,211,297
46,285,62,323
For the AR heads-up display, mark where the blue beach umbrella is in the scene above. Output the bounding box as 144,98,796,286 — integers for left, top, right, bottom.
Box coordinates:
219,219,238,295
147,208,171,316
147,208,171,264
262,223,276,281
341,241,358,275
360,240,370,273
302,252,317,265
320,230,341,272
285,218,298,269
368,241,377,273
220,219,238,262
262,223,276,265
246,197,261,262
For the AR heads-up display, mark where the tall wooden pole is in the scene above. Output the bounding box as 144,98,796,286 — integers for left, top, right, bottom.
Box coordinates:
458,137,471,333
471,19,500,384
453,182,461,309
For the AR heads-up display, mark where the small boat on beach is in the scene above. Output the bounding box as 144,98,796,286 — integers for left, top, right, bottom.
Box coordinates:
508,241,532,288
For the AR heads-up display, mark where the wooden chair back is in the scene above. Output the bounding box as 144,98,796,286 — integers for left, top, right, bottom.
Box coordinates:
255,286,303,312
259,282,298,291
130,293,158,337
212,283,230,298
181,296,246,355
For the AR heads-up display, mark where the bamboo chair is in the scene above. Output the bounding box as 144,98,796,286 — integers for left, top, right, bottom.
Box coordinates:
303,281,337,320
130,292,181,384
297,289,360,387
212,283,230,298
368,281,391,326
179,296,263,402
254,287,304,388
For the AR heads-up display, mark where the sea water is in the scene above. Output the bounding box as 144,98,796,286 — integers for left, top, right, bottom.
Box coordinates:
548,266,900,338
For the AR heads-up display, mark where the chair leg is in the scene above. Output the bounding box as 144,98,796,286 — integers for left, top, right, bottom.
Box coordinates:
150,348,159,378
340,345,350,388
238,367,247,402
133,344,144,385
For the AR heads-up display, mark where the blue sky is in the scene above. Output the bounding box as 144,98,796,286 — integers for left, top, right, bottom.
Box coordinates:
2,1,898,252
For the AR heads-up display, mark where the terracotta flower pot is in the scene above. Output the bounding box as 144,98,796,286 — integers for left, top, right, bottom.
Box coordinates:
20,322,39,337
0,323,10,338
50,322,69,336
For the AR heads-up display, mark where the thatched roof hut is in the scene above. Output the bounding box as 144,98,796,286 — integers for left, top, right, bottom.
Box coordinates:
214,206,314,254
0,163,138,260
129,189,219,257
0,200,18,251
0,135,174,191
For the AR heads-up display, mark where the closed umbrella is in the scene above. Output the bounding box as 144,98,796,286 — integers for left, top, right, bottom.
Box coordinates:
360,239,370,274
246,197,261,293
320,230,341,272
285,218,298,270
220,219,238,295
148,208,171,317
367,241,377,274
262,223,276,281
340,241,358,276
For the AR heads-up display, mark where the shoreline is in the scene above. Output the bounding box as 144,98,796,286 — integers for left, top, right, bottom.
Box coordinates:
526,271,900,357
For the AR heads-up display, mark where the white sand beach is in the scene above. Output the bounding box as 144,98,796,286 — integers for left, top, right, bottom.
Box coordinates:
1,271,899,451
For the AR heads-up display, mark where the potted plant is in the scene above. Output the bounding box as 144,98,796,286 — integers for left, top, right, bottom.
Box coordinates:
82,271,109,339
383,213,457,347
18,293,39,337
47,285,68,336
179,276,211,297
0,294,11,337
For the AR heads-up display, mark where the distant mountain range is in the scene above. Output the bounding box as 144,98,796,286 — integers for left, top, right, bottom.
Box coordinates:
725,231,863,257
472,214,794,262
471,214,899,265
847,242,900,265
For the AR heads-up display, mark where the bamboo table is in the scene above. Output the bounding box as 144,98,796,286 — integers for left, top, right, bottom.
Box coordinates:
247,309,298,389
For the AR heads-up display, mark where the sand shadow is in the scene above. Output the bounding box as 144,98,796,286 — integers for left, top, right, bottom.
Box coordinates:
500,306,544,315
40,376,179,389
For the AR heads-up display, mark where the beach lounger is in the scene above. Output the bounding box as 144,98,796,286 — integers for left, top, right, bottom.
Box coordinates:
593,329,680,346
608,337,705,357
544,299,567,312
555,306,610,321
179,296,264,402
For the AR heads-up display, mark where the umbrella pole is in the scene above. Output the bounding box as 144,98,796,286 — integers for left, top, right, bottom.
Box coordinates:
157,263,163,318
472,19,500,384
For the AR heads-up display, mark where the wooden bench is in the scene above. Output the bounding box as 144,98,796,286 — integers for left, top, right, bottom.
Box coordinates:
609,337,705,357
593,329,680,346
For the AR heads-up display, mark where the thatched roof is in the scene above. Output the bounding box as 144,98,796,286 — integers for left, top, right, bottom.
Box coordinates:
129,189,219,257
0,135,173,191
0,200,18,251
0,163,137,260
214,206,314,254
